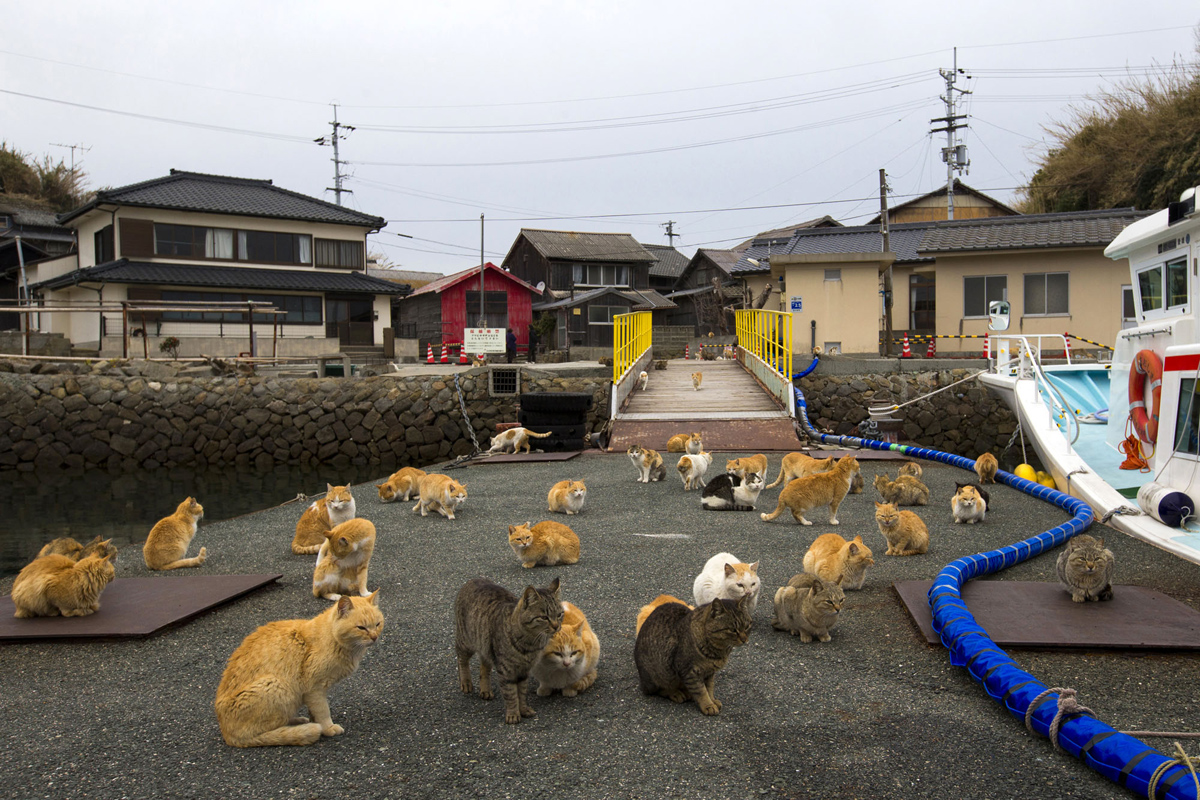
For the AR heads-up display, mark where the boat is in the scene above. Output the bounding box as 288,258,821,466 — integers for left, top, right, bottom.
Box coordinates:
980,185,1200,565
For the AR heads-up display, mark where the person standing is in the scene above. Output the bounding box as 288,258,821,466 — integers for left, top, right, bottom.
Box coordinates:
506,328,517,364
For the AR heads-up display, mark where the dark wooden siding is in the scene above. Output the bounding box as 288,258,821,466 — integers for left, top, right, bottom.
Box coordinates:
120,218,154,258
503,238,550,289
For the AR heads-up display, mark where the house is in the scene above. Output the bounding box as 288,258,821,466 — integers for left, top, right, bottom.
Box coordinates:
644,243,690,294
664,248,744,335
26,170,408,358
0,203,76,331
870,179,1019,224
397,262,540,358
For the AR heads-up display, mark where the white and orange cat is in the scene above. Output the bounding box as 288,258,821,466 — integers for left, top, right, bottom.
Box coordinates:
628,445,667,483
412,474,468,519
760,455,860,525
691,371,703,391
215,592,383,747
312,519,377,601
635,594,693,635
692,552,762,612
547,480,587,515
375,467,426,503
638,370,649,391
144,496,207,570
803,533,874,590
677,451,713,491
952,483,988,524
293,485,356,555
10,550,117,618
874,501,930,556
530,601,600,697
666,432,704,454
486,427,553,455
765,452,836,489
726,454,769,482
508,521,581,568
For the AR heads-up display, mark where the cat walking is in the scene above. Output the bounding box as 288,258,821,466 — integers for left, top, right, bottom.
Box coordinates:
691,371,703,391
486,427,553,455
676,451,713,491
638,371,649,391
293,485,356,555
760,455,860,525
413,474,468,519
765,452,835,489
376,468,426,503
974,452,999,484
144,497,207,570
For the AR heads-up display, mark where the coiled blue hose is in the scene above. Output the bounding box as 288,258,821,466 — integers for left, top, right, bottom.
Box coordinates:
791,382,1198,799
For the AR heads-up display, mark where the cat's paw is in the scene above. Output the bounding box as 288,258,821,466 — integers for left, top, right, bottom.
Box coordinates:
288,716,311,725
197,547,208,563
561,688,577,697
504,710,522,724
818,634,832,642
536,685,552,696
321,724,344,737
479,687,493,700
520,706,536,718
699,701,721,715
459,678,474,695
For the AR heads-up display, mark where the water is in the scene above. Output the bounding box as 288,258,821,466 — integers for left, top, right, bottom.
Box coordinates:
0,463,392,578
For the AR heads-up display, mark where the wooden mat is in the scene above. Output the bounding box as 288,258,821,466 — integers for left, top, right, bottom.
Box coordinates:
894,580,1200,650
0,574,282,641
476,451,580,463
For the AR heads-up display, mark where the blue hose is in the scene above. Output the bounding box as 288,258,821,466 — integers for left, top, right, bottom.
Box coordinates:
791,383,1198,799
792,355,819,380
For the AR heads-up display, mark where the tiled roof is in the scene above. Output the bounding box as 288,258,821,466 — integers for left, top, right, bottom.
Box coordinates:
406,262,540,297
693,248,740,276
57,170,387,228
0,203,67,229
730,243,775,275
735,215,843,249
644,244,691,278
918,208,1151,253
510,229,655,263
532,286,676,311
785,222,935,264
665,284,742,301
31,259,410,294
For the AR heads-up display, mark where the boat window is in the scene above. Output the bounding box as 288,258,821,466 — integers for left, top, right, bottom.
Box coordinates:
1138,265,1163,312
1174,379,1200,456
1167,256,1188,308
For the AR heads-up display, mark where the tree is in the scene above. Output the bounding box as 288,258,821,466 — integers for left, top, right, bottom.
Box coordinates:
0,142,88,213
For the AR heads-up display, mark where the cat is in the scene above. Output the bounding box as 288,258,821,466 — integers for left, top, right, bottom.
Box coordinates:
375,467,426,503
676,451,713,491
312,518,377,601
508,521,580,568
144,496,207,570
636,594,692,635
547,479,587,515
1056,534,1115,602
627,444,667,483
898,460,923,478
701,472,765,511
215,592,383,747
293,484,356,555
530,601,600,697
79,536,118,561
691,371,703,391
951,483,989,524
760,455,860,525
726,454,769,481
849,470,865,494
803,533,874,590
455,577,564,724
692,552,761,612
666,432,703,454
772,573,845,642
765,452,835,489
412,474,468,519
634,595,752,716
37,537,84,560
874,501,930,556
10,551,117,618
638,370,649,390
486,427,553,455
471,355,487,368
975,452,999,484
873,472,930,506
723,345,735,359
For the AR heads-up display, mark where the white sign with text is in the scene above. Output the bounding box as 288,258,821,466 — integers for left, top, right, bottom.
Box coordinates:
464,327,507,353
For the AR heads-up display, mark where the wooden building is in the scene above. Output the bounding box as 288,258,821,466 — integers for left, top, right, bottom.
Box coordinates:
870,180,1019,225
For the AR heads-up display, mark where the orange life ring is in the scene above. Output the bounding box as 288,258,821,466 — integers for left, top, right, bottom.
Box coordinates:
1128,349,1163,445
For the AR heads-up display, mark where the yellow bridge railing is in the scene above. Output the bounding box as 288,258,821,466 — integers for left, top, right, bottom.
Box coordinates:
735,308,794,414
613,310,652,384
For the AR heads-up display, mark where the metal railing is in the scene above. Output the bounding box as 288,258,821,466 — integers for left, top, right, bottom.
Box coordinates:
612,310,652,384
735,308,794,415
992,334,1081,445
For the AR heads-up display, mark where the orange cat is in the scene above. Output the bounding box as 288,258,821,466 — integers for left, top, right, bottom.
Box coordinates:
691,371,703,391
293,485,356,554
487,427,553,455
666,432,703,454
215,593,383,747
765,452,835,489
376,467,426,503
312,519,377,601
874,501,930,556
508,521,581,568
628,445,667,483
760,455,860,525
899,461,923,478
975,452,999,483
531,601,600,697
726,454,768,481
677,451,714,491
144,497,207,570
10,551,117,618
37,537,84,560
412,474,468,519
803,533,875,590
547,480,587,515
635,594,692,635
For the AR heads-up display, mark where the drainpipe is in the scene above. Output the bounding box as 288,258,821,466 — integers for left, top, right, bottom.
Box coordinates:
16,236,29,355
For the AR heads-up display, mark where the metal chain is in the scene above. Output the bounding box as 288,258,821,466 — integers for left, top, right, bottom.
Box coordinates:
454,373,482,454
1000,422,1024,464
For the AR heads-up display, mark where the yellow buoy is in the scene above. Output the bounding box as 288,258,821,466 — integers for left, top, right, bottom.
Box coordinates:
1014,464,1037,482
1036,471,1057,488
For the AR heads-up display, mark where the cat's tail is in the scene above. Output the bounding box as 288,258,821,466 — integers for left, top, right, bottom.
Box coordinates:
291,543,322,555
759,501,786,522
764,467,788,489
526,430,554,438
150,548,208,570
227,722,324,748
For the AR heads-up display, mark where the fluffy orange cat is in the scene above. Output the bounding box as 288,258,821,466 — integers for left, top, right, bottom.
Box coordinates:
759,455,860,525
293,485,356,555
803,533,875,590
547,480,587,515
765,452,835,489
412,474,468,519
726,454,768,481
666,432,703,453
312,519,377,601
691,371,703,391
144,497,207,570
375,467,426,503
508,521,581,568
874,502,930,556
10,551,117,618
635,594,692,635
531,601,600,697
975,452,999,483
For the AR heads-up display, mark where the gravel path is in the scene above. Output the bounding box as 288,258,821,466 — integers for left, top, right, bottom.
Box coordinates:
2,451,1198,800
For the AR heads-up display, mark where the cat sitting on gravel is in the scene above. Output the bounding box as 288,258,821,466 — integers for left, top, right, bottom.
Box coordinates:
701,472,764,511
312,519,376,601
144,496,207,570
293,485,356,555
692,552,761,612
547,480,587,515
874,502,929,556
951,483,989,524
873,472,930,506
772,573,844,642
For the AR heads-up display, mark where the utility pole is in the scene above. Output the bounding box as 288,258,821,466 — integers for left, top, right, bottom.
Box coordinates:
880,169,894,356
314,104,354,205
661,220,679,246
49,142,91,206
479,214,486,328
929,48,971,219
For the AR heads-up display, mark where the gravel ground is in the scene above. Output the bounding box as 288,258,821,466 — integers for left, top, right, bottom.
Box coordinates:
2,451,1199,800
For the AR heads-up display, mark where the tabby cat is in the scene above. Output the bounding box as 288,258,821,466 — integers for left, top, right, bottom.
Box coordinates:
455,577,564,724
898,461,923,478
530,601,600,697
874,501,930,556
765,452,835,489
691,371,703,391
1056,534,1115,602
547,479,587,515
37,537,84,560
215,592,383,747
413,474,468,519
312,519,377,601
802,533,874,590
635,594,692,635
726,454,768,481
666,432,703,454
628,445,667,483
634,595,752,716
508,521,580,568
10,551,117,618
951,483,988,524
638,370,649,391
144,496,207,570
79,536,118,561
692,552,761,612
760,455,860,525
486,427,553,455
873,472,930,506
376,467,426,503
974,452,999,484
772,573,845,642
293,484,356,555
676,451,713,491
701,472,764,511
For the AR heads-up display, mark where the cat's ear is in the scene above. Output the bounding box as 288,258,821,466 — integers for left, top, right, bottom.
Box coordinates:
336,595,353,617
749,561,759,573
327,483,334,492
875,501,883,508
508,525,517,535
835,574,844,585
520,586,538,606
366,589,380,606
375,484,385,489
547,577,561,596
848,543,860,555
338,537,350,548
724,563,737,577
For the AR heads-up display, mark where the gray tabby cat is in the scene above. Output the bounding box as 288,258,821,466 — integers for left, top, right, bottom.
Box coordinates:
1055,535,1115,602
634,595,752,715
772,573,845,642
455,577,564,723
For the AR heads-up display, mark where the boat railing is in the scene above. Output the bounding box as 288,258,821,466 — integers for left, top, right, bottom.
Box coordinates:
991,334,1082,446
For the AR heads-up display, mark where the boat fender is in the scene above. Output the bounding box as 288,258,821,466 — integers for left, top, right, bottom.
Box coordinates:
1136,481,1195,528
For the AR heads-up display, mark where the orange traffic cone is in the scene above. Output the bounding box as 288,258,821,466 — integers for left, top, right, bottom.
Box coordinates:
982,336,990,360
926,337,936,358
426,343,434,363
439,344,449,363
900,333,913,358
459,343,469,364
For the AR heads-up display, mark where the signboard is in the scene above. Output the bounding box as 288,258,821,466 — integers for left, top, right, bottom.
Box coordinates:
790,296,803,312
464,327,507,353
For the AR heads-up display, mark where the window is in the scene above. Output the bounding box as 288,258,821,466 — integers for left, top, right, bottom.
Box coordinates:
573,264,630,287
588,305,626,324
1174,379,1200,456
1122,285,1136,322
964,276,1006,317
155,224,207,257
159,290,321,324
1139,265,1163,311
1023,273,1069,315
466,291,508,329
824,269,841,281
94,225,114,263
1168,256,1188,307
237,230,312,265
315,238,364,268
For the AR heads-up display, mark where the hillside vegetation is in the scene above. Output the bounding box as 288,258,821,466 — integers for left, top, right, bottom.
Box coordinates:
0,142,87,214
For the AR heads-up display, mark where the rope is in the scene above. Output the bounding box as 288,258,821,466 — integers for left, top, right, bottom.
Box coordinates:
1119,433,1152,472
1099,505,1142,524
1024,688,1096,753
1147,742,1200,800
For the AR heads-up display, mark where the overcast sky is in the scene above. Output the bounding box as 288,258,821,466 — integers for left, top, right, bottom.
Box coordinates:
4,2,1198,275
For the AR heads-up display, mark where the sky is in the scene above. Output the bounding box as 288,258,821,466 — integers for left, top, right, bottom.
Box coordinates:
4,2,1198,276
